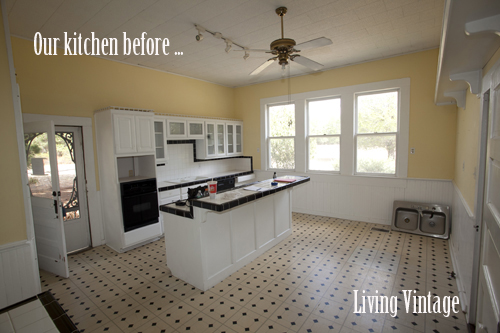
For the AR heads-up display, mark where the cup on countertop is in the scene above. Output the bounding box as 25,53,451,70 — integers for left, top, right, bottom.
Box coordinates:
207,181,217,200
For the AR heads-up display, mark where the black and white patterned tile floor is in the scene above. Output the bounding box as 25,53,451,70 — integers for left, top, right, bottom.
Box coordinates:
40,213,468,332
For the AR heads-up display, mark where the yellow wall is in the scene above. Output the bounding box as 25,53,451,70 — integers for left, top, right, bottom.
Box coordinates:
454,46,500,211
234,49,457,179
0,9,27,245
11,36,235,190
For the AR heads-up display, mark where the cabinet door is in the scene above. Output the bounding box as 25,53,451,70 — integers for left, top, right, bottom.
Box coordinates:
154,120,167,161
235,123,243,154
188,121,204,139
113,114,136,154
167,120,187,138
216,123,225,156
205,122,216,157
136,116,155,153
226,124,235,155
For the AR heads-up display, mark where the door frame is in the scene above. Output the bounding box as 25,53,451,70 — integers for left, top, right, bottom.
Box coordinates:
23,113,104,248
469,56,500,326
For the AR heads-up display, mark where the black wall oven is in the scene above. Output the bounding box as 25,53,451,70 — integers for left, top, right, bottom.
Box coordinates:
120,178,159,232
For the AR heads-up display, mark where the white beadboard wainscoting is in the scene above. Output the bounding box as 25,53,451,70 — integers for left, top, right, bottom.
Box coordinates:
449,183,476,317
256,171,454,225
0,239,40,309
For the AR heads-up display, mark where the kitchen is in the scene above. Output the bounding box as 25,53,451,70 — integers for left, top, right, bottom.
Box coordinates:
1,0,500,332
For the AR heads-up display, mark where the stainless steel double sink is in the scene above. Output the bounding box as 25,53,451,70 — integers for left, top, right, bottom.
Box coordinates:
391,200,451,239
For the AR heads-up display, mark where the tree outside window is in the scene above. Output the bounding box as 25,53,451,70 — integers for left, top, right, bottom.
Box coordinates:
356,90,398,174
308,98,341,171
268,104,295,169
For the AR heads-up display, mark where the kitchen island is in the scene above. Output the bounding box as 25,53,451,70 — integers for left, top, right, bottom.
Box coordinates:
160,175,309,291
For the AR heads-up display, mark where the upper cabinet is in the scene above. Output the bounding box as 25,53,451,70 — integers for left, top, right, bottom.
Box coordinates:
226,122,243,156
154,119,167,162
196,120,243,159
167,119,187,138
112,111,154,155
187,120,204,139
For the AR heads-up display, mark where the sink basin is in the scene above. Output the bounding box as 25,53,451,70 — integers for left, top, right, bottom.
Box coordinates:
420,211,447,235
394,208,418,231
391,201,451,239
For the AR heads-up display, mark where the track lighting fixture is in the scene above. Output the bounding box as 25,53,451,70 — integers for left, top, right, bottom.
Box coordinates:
225,39,232,53
194,24,248,57
195,24,206,42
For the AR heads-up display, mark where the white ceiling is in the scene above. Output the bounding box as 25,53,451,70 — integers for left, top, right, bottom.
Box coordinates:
5,0,445,87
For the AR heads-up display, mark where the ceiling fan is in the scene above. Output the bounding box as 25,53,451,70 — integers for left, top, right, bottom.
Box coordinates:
245,7,333,75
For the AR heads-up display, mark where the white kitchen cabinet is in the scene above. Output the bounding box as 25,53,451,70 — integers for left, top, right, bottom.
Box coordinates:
188,120,204,139
167,119,187,138
95,108,160,253
112,112,154,155
226,122,243,156
154,118,167,162
196,121,243,159
136,116,155,153
196,122,228,159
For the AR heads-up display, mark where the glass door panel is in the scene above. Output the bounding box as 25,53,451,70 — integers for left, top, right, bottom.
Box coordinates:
227,124,234,154
217,124,225,155
206,123,215,156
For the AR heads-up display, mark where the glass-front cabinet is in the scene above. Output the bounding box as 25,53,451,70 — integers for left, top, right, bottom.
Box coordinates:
217,123,225,155
205,122,216,157
167,119,186,138
154,119,167,161
188,120,204,139
226,122,243,156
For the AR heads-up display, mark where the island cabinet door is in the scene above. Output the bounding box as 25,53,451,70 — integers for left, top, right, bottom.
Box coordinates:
274,191,291,237
229,204,256,262
201,213,233,279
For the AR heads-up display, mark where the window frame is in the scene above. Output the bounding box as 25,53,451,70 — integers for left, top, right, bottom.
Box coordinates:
354,89,400,177
260,78,410,178
266,102,296,171
306,96,342,173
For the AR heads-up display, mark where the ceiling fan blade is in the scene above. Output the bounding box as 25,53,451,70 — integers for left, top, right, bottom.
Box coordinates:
250,58,277,75
295,37,332,51
291,55,324,71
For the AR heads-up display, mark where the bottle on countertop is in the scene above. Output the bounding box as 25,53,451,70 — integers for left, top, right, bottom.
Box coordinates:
273,172,277,179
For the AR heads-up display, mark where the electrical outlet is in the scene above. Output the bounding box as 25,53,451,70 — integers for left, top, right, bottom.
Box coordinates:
410,148,415,154
257,148,260,152
129,170,134,177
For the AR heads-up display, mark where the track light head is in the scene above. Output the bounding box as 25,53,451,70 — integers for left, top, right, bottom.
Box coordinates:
196,33,204,42
225,39,232,53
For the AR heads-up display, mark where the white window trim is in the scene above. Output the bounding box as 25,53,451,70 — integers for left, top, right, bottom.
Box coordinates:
260,78,410,178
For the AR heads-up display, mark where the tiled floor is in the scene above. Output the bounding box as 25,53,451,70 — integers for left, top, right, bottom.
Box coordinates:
0,299,58,333
40,213,468,332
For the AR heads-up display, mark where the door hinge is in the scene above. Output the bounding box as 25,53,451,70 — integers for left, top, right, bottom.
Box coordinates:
474,225,479,232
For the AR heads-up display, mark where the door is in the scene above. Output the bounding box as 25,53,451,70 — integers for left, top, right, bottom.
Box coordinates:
475,69,500,331
55,126,91,253
235,123,243,154
24,121,69,278
217,123,225,156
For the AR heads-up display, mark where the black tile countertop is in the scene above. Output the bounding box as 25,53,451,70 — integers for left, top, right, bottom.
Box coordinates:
160,175,310,218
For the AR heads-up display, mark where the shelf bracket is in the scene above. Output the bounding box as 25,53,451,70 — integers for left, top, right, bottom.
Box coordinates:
449,70,482,95
444,90,466,109
465,13,500,36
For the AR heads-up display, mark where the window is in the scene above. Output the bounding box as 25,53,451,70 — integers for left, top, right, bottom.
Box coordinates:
307,98,341,171
268,104,295,169
355,90,398,175
260,78,409,177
